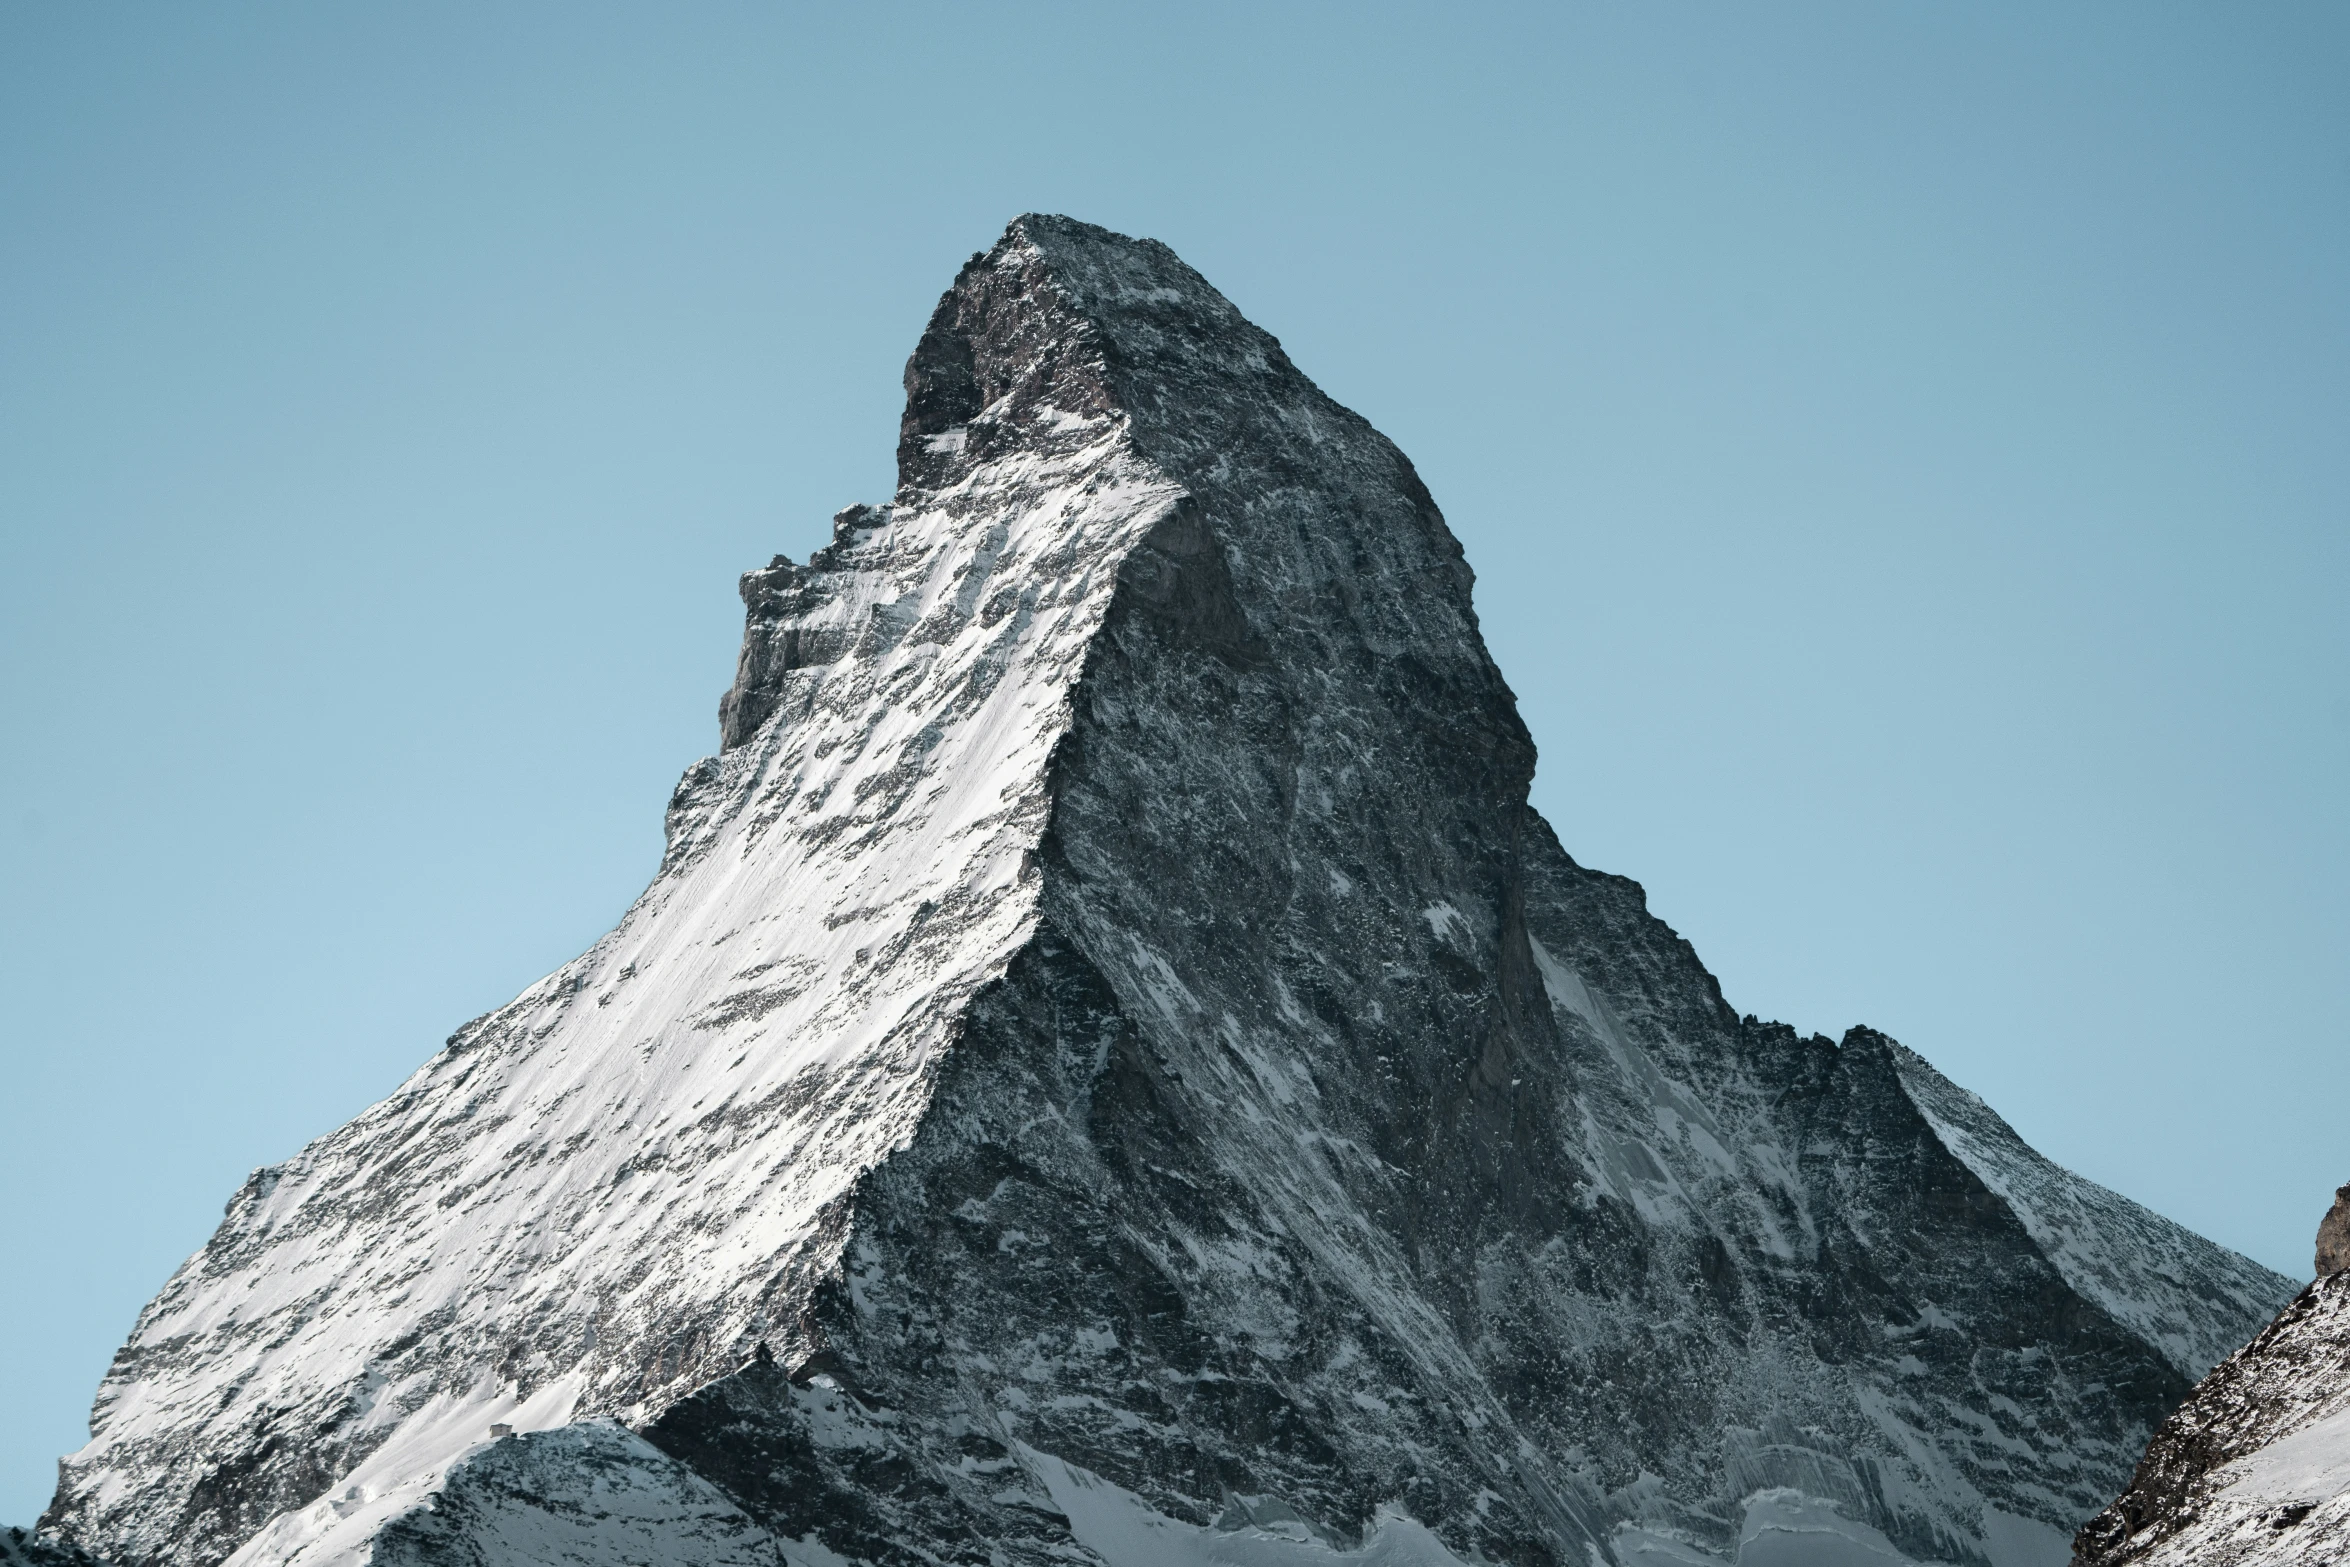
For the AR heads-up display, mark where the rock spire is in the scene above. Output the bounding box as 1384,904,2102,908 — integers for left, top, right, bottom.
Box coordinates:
2315,1184,2350,1278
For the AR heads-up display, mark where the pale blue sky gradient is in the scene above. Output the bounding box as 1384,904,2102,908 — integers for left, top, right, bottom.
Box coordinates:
3,2,2344,1526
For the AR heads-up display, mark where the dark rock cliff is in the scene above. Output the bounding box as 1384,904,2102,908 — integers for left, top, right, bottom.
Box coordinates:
0,1528,110,1567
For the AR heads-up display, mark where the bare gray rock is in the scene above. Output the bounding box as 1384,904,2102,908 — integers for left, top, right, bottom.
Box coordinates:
2316,1184,2350,1277
365,1424,788,1567
0,1528,110,1567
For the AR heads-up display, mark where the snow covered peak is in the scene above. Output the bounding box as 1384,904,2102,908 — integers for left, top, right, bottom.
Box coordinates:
47,218,1197,1567
893,215,1270,497
42,219,2293,1567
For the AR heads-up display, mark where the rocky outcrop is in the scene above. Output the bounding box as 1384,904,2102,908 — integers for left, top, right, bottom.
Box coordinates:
0,1527,111,1567
2316,1185,2350,1279
363,1424,789,1567
2073,1194,2350,1567
41,217,2293,1567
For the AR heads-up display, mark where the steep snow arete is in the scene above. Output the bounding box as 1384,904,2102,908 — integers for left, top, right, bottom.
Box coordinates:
40,218,2291,1567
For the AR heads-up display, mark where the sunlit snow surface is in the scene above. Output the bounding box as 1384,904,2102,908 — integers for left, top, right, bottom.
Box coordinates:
54,350,1186,1565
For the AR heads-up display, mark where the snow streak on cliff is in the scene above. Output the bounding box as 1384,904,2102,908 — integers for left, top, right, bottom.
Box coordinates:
40,218,2293,1567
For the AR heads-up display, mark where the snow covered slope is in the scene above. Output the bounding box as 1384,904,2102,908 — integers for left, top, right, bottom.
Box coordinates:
1890,1049,2279,1381
40,217,2293,1567
2073,1196,2350,1566
43,219,1185,1567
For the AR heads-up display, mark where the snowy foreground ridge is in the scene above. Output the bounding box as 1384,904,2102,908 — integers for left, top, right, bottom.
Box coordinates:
37,217,2294,1567
2072,1191,2350,1567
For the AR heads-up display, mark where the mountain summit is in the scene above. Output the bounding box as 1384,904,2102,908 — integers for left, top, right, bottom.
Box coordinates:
39,217,2290,1567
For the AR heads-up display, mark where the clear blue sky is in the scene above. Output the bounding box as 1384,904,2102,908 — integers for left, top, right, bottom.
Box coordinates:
2,1,2342,1528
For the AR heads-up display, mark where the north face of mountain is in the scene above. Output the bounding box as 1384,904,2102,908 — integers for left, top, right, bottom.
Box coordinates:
40,217,2292,1567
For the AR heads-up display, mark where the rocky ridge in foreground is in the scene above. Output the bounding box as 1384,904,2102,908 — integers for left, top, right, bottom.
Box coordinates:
40,217,2292,1567
2073,1188,2350,1567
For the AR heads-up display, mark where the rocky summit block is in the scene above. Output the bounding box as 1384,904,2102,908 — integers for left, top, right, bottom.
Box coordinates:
39,217,2294,1567
2316,1185,2350,1279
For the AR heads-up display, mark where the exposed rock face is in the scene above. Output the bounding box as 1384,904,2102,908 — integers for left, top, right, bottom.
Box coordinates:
364,1425,789,1567
2072,1270,2350,1567
40,217,2293,1567
0,1528,111,1567
2316,1185,2350,1278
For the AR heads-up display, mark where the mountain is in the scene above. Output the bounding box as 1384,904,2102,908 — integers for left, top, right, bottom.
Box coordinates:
35,216,2292,1567
2073,1188,2350,1565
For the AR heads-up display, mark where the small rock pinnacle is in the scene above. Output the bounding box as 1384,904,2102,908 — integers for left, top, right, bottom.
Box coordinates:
2317,1183,2350,1277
